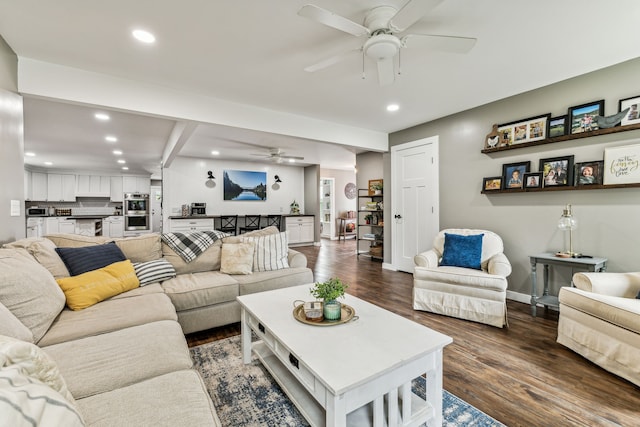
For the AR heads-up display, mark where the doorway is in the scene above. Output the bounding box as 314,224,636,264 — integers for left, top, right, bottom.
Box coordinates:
391,136,440,273
150,185,162,233
320,178,335,239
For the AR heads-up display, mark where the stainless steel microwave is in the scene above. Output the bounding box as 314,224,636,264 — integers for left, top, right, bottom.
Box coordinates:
27,207,47,216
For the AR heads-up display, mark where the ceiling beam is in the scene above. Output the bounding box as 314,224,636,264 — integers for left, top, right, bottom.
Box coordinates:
162,121,198,168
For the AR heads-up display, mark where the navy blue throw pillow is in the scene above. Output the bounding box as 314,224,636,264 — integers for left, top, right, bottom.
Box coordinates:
440,233,484,270
55,242,127,276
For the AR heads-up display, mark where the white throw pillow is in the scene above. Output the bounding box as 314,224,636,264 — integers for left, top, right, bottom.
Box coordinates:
241,231,289,272
220,242,255,275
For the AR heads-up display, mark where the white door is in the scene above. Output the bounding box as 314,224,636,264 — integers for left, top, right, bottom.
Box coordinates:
391,136,439,273
150,185,162,233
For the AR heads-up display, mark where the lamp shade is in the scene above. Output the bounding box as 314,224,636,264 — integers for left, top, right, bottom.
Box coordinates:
557,204,577,230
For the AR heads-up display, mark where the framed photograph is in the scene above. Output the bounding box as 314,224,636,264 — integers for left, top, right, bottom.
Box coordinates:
482,176,503,192
618,95,640,126
223,170,267,201
501,161,530,189
497,114,551,146
547,115,567,138
368,179,383,195
575,161,604,186
539,155,574,187
568,100,604,134
524,172,543,189
604,144,640,185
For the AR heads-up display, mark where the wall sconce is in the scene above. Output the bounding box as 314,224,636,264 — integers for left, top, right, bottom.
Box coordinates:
205,170,216,188
272,175,282,191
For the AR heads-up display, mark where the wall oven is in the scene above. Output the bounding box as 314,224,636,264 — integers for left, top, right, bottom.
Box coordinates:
124,193,150,232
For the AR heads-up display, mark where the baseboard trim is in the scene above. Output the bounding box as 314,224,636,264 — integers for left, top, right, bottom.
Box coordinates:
382,262,396,271
506,290,559,312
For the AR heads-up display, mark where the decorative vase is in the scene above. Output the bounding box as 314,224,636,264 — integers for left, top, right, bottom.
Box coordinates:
374,190,382,195
323,300,341,321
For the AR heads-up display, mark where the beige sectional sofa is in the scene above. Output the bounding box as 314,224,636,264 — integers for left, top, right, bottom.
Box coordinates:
0,226,314,426
557,272,640,387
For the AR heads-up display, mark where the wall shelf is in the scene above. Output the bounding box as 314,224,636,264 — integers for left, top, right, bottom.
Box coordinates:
481,122,640,154
482,182,640,195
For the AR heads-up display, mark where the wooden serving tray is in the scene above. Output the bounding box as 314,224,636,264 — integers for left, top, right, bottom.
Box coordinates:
293,303,356,326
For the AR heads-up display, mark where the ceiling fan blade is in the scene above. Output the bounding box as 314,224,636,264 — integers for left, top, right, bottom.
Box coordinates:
376,59,395,86
402,34,477,53
389,0,444,32
298,4,369,37
303,49,360,72
280,155,305,160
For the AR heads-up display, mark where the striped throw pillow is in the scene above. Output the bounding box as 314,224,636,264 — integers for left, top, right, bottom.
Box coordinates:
133,259,177,286
242,231,289,272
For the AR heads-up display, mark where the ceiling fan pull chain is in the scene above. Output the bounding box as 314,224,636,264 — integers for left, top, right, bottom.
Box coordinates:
398,49,402,76
361,51,366,80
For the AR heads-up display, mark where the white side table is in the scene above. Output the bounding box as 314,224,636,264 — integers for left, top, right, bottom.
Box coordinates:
529,253,607,316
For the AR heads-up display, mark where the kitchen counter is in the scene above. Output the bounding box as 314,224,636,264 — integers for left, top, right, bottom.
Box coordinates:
168,215,217,219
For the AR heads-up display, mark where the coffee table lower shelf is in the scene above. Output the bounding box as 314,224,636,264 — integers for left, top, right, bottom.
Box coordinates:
253,341,433,427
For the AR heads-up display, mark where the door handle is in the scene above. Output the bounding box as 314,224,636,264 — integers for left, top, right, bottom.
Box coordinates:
394,214,402,219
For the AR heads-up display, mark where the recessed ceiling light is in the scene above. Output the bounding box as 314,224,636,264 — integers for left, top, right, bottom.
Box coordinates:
122,166,129,170
386,104,400,112
288,159,295,163
132,29,156,44
117,159,126,164
44,161,53,166
25,152,35,157
113,150,123,155
211,150,220,156
95,113,110,121
105,136,118,142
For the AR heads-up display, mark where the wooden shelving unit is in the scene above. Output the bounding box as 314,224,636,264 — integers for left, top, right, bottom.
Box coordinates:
357,189,383,260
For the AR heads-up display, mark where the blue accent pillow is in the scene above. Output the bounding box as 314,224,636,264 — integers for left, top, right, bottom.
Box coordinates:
440,233,484,270
55,242,127,276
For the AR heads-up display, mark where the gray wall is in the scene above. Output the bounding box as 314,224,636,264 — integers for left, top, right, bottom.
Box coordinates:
390,56,640,298
0,36,24,244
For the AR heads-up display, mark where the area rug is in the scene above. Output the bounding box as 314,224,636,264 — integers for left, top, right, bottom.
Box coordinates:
191,335,505,426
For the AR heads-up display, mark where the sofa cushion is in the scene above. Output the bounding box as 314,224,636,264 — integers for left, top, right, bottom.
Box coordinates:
55,242,127,276
440,232,483,270
241,231,289,272
45,233,109,247
4,237,70,278
0,248,66,343
75,370,220,427
162,240,223,274
133,259,176,286
0,303,34,343
37,292,177,347
42,320,193,399
235,267,315,295
413,265,508,291
162,272,239,311
55,260,140,310
113,232,162,262
220,242,255,275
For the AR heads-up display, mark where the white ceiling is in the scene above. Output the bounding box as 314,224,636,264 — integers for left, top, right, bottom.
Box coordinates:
2,0,640,176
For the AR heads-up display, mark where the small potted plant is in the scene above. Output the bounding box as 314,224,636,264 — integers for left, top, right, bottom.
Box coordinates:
370,182,383,195
364,214,373,224
310,278,349,321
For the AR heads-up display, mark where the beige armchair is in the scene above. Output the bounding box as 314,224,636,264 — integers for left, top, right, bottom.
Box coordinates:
558,272,640,386
413,229,512,328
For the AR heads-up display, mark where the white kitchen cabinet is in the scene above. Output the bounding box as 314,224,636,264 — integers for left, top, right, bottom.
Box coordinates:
103,216,124,238
123,176,150,194
47,174,76,202
169,218,214,232
45,217,60,234
285,215,315,246
45,217,76,234
59,219,76,234
76,175,110,197
110,176,123,202
31,172,48,201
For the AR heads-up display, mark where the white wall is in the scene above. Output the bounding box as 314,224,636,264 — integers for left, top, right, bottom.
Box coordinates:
162,157,305,230
390,56,640,297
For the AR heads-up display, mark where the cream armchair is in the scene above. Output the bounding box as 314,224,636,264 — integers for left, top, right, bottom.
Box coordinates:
413,229,512,328
558,272,640,386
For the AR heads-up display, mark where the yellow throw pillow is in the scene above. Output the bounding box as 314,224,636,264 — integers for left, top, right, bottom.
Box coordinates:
56,260,140,310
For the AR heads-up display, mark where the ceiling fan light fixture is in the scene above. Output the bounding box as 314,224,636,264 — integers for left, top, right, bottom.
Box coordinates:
364,34,401,61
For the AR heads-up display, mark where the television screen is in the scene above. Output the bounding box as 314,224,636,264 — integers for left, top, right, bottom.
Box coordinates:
223,170,267,201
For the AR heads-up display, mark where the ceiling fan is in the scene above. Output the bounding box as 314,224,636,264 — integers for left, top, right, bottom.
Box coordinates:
250,148,304,163
298,0,476,86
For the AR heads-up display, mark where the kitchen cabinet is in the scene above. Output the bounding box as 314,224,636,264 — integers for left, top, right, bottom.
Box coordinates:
285,215,315,246
110,176,123,202
103,216,124,238
169,218,214,232
123,176,150,194
45,217,76,234
76,175,110,197
31,172,48,201
47,174,76,202
59,219,76,234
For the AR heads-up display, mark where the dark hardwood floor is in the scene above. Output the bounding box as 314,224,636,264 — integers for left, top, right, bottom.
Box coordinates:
186,239,640,427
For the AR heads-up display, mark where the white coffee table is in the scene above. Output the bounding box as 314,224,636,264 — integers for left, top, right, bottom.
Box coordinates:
237,285,453,427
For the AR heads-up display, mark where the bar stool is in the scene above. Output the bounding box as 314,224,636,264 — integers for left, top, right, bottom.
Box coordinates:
239,215,261,234
262,215,282,230
219,215,238,235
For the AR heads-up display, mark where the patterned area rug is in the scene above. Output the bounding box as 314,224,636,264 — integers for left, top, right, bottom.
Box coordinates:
191,335,505,426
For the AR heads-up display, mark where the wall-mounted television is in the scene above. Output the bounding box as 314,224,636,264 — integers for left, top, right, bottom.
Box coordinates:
223,170,267,201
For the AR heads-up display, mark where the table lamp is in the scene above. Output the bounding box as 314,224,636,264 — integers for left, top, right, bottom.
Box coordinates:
557,204,578,257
